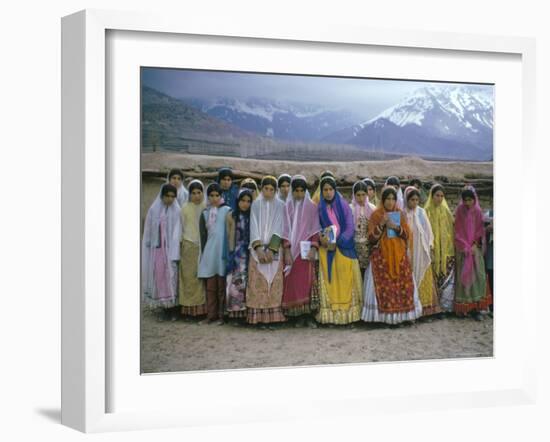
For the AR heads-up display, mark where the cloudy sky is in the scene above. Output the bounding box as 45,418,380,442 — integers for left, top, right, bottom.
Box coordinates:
141,67,491,120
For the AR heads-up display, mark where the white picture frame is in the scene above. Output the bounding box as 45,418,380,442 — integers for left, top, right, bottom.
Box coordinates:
61,9,537,433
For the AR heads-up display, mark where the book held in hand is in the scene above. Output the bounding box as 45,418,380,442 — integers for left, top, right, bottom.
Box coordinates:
267,234,282,252
387,212,401,238
300,241,312,260
323,225,338,244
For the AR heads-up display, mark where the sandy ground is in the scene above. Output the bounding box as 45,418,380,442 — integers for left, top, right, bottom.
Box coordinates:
140,308,493,373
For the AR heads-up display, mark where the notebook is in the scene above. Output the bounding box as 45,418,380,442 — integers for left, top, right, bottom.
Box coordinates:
387,212,401,238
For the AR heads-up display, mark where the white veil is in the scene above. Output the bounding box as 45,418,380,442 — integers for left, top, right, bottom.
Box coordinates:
249,190,285,286
142,187,182,302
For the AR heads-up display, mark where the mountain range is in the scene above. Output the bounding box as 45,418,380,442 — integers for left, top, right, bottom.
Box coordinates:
182,97,360,142
323,85,494,160
142,84,494,161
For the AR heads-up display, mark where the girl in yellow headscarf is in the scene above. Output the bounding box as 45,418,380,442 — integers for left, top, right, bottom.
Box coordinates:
424,183,455,313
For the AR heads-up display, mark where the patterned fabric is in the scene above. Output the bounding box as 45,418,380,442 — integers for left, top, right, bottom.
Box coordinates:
245,250,285,324
225,214,250,315
227,310,247,319
284,260,320,317
316,248,363,324
417,265,441,316
246,307,287,324
454,247,492,313
221,184,240,211
181,304,207,316
436,256,456,312
369,248,415,313
353,213,370,270
284,304,313,317
361,263,423,324
424,187,455,278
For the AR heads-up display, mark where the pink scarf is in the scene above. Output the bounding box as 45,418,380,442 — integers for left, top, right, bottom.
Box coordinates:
282,193,321,261
454,186,485,288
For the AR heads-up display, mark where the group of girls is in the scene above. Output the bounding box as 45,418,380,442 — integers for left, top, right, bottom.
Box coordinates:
142,167,492,327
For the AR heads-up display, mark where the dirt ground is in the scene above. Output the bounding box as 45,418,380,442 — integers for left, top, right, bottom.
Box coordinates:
142,152,493,182
140,307,493,373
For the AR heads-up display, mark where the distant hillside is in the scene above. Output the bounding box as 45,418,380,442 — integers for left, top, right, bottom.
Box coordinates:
141,86,411,161
183,96,361,142
141,86,262,153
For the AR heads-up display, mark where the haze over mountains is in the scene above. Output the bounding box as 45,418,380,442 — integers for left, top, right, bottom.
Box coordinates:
323,85,493,160
142,83,494,161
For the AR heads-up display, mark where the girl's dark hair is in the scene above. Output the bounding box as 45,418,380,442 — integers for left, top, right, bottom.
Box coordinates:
291,178,307,191
233,189,253,220
217,167,233,181
410,178,422,188
381,186,398,202
320,176,337,191
386,176,400,186
278,175,291,186
461,188,476,201
261,176,277,189
168,168,183,180
353,181,369,194
161,184,178,197
188,181,204,193
431,184,445,196
363,178,376,190
241,181,258,192
406,188,421,201
206,183,222,196
320,170,335,179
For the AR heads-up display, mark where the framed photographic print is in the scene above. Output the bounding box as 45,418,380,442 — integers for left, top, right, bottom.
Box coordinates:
61,9,537,433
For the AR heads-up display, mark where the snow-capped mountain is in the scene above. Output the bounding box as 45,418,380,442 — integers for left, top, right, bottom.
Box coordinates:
183,97,362,142
323,85,494,161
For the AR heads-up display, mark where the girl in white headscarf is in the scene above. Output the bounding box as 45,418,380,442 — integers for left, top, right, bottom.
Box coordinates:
404,186,441,319
142,184,182,321
246,176,287,327
385,176,404,210
276,173,291,202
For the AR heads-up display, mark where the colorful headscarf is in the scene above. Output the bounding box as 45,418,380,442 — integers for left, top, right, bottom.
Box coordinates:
424,183,455,277
282,175,321,261
368,186,410,280
318,177,357,282
454,185,485,288
312,170,335,205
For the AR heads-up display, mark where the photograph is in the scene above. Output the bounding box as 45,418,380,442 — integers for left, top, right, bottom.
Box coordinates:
140,67,494,374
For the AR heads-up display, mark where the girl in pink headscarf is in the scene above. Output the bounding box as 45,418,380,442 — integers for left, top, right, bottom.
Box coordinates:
281,175,322,327
453,186,492,320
